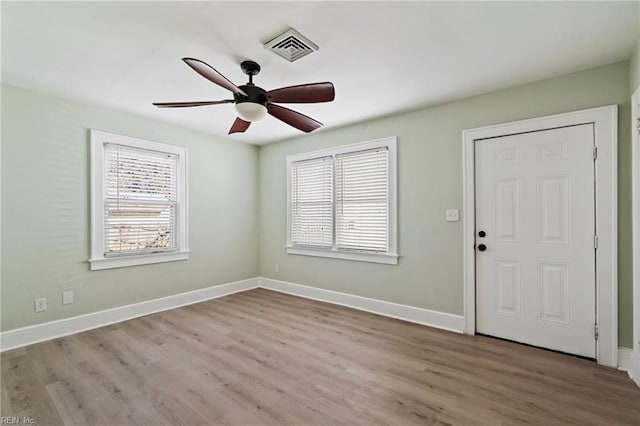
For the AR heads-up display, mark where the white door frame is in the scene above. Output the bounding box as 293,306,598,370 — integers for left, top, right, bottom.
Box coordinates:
462,105,618,367
632,86,640,384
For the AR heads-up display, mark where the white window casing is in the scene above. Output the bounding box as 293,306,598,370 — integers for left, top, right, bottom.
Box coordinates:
286,137,398,265
90,130,189,270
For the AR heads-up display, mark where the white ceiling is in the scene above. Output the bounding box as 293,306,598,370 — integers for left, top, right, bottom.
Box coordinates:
2,1,639,145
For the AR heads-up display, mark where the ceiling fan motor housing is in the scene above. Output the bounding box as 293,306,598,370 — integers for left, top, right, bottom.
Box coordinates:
234,84,268,121
235,85,267,106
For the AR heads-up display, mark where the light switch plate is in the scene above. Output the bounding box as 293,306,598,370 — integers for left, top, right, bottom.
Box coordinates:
62,290,74,305
446,209,460,222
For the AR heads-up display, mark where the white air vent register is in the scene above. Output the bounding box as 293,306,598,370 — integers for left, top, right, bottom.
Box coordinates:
264,28,318,63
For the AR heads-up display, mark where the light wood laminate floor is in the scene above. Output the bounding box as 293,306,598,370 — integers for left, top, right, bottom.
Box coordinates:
2,288,639,425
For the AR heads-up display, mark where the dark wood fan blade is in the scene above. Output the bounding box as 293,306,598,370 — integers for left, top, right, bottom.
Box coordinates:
266,82,335,103
267,103,322,133
183,58,247,96
153,100,234,108
228,117,251,134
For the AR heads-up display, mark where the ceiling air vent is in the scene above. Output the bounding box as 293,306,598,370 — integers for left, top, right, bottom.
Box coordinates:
264,28,318,63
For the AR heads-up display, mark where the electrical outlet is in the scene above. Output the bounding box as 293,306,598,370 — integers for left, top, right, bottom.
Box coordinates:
34,298,47,312
62,291,74,305
446,209,460,222
274,264,280,273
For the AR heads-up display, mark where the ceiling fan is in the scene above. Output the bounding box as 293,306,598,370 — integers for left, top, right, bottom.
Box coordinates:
153,58,335,135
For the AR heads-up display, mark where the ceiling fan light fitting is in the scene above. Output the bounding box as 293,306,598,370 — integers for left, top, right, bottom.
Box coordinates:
235,102,267,122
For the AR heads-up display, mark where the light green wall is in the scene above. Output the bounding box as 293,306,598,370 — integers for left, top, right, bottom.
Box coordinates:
1,85,259,331
632,38,640,94
258,61,634,348
2,61,635,348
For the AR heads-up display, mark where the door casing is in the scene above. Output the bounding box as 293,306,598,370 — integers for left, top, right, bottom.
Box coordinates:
462,105,618,367
631,86,640,385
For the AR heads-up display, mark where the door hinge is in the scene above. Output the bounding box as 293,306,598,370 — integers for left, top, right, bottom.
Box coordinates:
594,235,598,249
593,146,598,160
594,323,599,340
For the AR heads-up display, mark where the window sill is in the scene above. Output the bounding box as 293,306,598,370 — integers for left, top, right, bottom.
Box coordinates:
89,250,189,271
286,246,398,265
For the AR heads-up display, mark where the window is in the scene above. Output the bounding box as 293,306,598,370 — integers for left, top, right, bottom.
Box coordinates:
290,156,334,248
90,130,188,270
287,137,397,264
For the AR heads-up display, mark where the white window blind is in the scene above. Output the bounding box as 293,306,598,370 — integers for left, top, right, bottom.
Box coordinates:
290,156,333,248
286,136,397,265
336,148,389,252
104,143,178,256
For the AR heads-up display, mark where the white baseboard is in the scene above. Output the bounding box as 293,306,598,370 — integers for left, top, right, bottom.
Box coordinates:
259,277,465,333
2,274,629,377
0,278,259,352
618,347,633,374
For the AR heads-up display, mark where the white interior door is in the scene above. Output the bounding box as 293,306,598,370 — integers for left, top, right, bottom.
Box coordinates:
475,124,596,358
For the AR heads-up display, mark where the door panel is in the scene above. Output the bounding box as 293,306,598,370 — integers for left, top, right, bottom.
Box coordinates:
495,179,520,242
475,124,596,358
538,175,569,243
494,259,521,315
538,262,570,324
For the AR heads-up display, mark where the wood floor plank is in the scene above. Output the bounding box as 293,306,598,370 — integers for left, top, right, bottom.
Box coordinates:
1,350,64,425
74,357,171,425
2,288,639,425
1,376,14,417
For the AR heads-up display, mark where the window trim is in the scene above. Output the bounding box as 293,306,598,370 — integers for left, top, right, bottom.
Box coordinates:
89,130,189,270
286,137,398,265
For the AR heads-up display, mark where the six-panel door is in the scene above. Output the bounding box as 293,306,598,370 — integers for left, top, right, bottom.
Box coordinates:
475,124,596,358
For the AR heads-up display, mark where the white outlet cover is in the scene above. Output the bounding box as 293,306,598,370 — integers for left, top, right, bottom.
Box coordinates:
34,298,47,312
446,209,460,222
63,290,74,305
